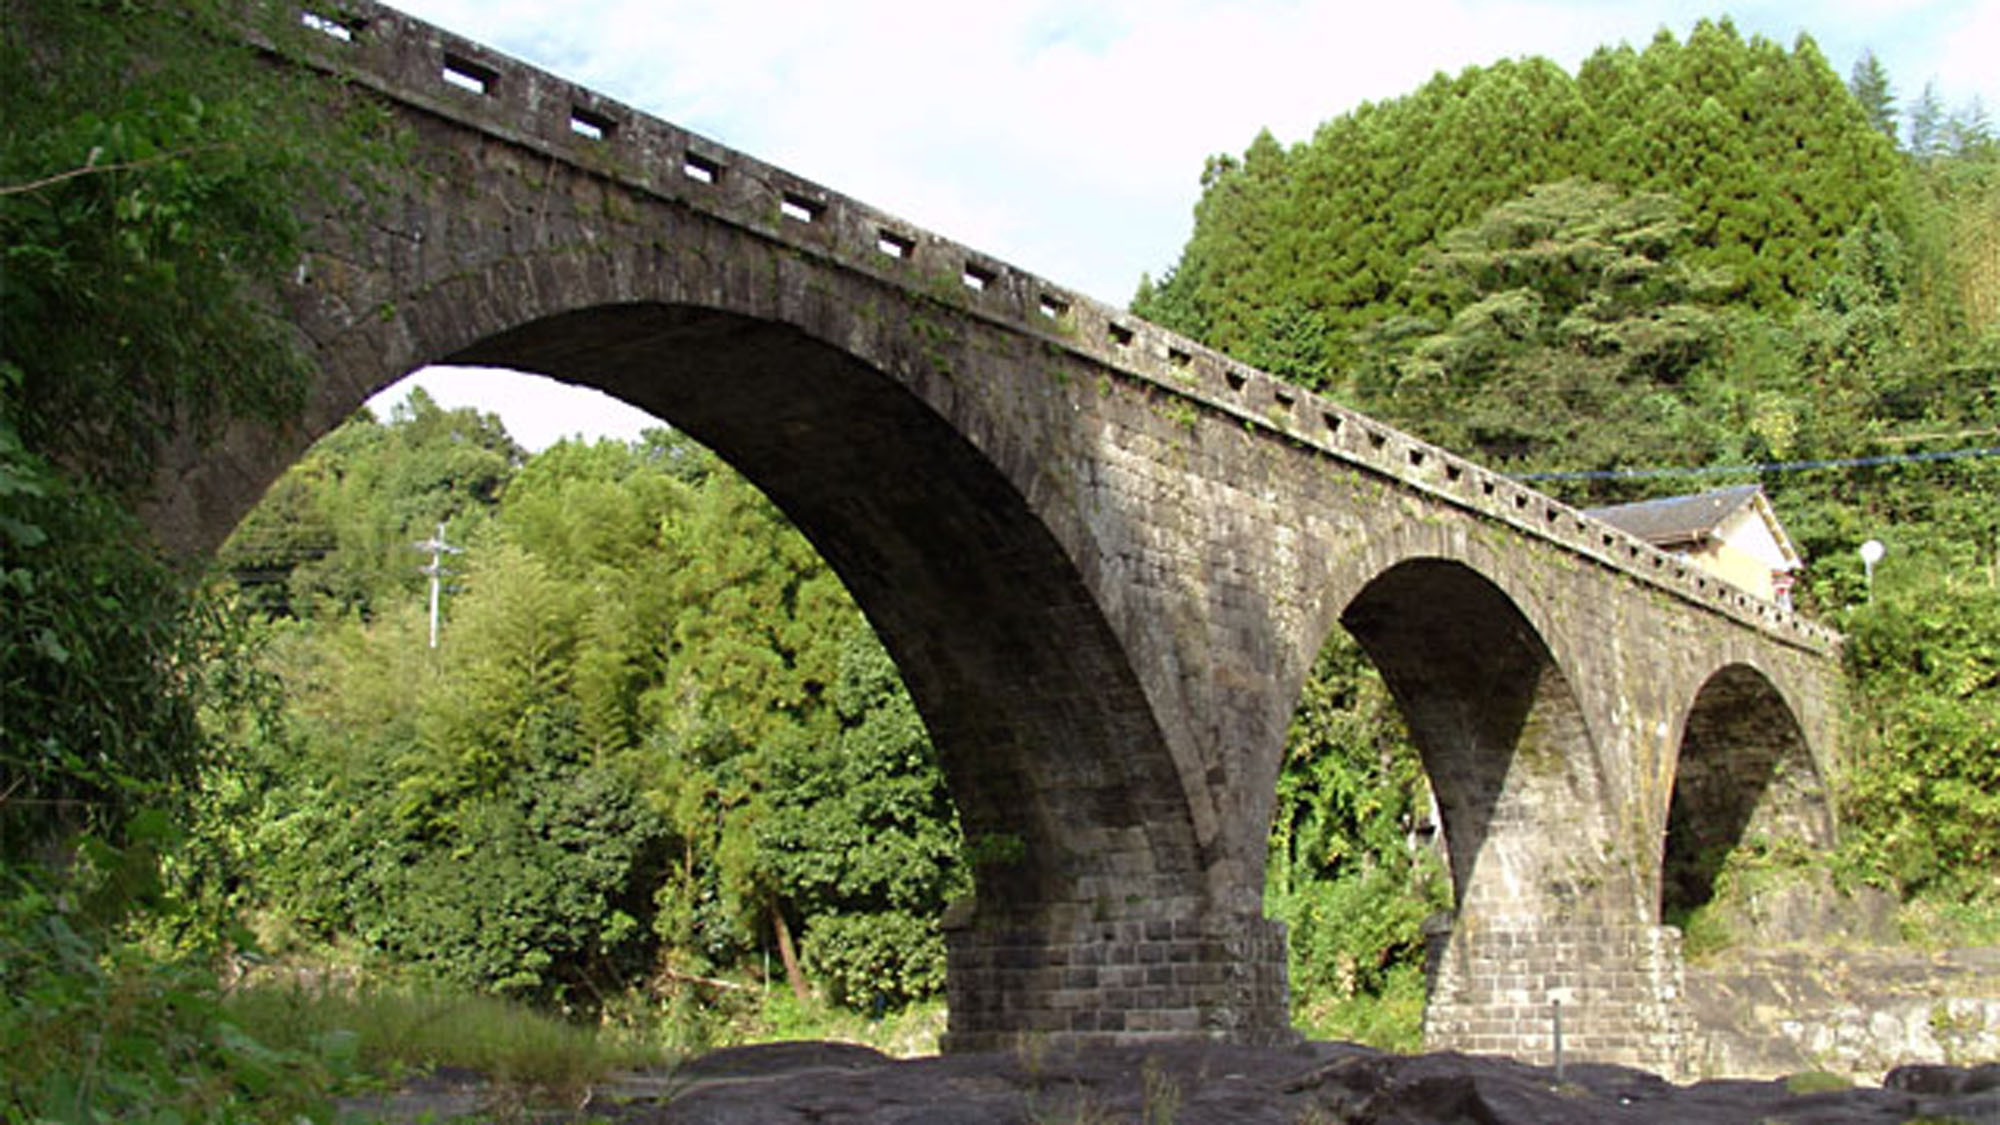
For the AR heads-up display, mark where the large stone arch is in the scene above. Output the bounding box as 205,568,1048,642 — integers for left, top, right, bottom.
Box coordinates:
157,134,1280,1038
1660,661,1835,925
126,36,1329,1043
1333,557,1618,926
442,301,1207,926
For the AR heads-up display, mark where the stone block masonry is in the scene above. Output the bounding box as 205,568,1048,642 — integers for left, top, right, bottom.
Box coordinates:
943,915,1293,1051
1427,925,1688,1075
139,0,1852,1074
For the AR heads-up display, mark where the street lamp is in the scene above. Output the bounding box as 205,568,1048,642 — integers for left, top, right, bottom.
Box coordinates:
1859,538,1885,602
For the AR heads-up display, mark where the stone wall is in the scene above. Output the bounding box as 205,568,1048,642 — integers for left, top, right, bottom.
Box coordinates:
1687,947,2000,1081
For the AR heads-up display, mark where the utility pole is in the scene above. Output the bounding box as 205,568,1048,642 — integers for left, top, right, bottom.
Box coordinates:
414,522,462,648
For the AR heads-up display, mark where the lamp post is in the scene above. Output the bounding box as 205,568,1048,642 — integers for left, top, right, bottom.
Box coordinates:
1859,538,1885,603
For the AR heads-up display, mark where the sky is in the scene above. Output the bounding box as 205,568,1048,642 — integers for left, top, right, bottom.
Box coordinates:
364,0,2000,450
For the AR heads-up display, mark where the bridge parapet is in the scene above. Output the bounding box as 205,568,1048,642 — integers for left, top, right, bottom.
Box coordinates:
293,0,1836,657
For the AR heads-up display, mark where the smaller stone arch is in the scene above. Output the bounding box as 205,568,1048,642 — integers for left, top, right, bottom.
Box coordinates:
1660,662,1835,926
1306,556,1687,1070
1335,557,1618,925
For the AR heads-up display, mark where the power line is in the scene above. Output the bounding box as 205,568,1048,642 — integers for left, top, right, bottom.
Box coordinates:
1511,444,2000,483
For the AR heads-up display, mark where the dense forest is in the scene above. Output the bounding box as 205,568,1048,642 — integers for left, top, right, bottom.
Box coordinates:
3,4,1997,1118
211,403,966,1021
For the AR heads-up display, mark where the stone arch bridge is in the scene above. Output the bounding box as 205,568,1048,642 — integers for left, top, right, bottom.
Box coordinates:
151,2,1845,1075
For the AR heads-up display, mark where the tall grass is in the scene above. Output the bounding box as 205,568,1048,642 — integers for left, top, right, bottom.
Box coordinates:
224,980,668,1100
752,991,947,1057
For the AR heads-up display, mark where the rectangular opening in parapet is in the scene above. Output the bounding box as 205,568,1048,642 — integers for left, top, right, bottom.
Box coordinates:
1038,293,1070,320
570,107,616,141
1108,323,1135,348
780,193,824,223
1169,348,1193,368
1274,388,1296,410
962,264,995,292
682,152,721,184
301,10,358,41
442,54,497,96
1224,370,1246,391
877,230,915,260
1323,411,1343,433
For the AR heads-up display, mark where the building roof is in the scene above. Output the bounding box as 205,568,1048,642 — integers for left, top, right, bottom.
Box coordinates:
1585,484,1802,568
1585,485,1762,546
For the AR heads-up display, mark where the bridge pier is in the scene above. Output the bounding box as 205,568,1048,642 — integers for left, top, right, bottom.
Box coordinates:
1425,922,1687,1076
940,910,1293,1052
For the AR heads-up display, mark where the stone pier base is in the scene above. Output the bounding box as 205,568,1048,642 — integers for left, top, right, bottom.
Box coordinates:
940,913,1293,1053
1424,922,1687,1078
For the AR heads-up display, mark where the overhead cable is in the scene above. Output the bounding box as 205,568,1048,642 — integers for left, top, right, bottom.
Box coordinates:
1511,444,2000,483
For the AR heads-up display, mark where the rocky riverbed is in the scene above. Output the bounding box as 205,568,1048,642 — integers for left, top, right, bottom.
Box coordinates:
350,1039,2000,1123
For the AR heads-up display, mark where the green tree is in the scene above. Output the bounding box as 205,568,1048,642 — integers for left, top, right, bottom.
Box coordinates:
1848,50,1898,143
1,0,386,857
764,623,968,1009
0,421,213,854
1,0,388,498
1943,98,1995,159
0,3,396,1118
217,413,970,1014
1839,543,2000,896
219,389,521,619
1908,81,1946,158
1143,20,1902,381
1353,180,1731,477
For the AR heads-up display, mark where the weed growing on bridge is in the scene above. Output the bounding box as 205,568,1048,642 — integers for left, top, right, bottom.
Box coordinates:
1141,1054,1184,1125
921,263,971,309
1149,397,1200,431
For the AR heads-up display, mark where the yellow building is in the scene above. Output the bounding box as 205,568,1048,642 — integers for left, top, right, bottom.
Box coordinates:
1585,485,1803,606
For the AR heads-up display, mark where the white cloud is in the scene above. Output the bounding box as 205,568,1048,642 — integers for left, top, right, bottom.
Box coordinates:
1933,2,2000,110
367,367,660,451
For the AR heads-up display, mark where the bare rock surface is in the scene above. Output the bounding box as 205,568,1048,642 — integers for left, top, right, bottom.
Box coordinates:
572,1040,2000,1124
1686,944,2000,1080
